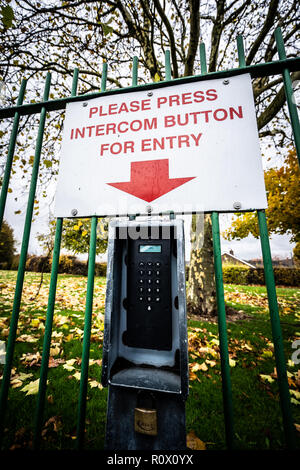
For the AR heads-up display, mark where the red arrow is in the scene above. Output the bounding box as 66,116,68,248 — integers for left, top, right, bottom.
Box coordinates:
107,159,195,202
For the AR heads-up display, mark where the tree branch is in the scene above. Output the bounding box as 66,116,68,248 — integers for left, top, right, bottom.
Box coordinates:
184,0,200,77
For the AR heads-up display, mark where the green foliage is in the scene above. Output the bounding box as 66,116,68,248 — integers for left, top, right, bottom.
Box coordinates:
222,266,300,287
62,218,108,255
293,243,300,267
222,266,250,284
1,4,14,29
0,219,16,268
24,253,107,277
37,218,108,257
224,149,300,243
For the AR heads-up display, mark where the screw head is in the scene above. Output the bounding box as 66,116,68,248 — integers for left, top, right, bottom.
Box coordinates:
71,209,78,216
147,91,153,97
82,102,88,107
145,205,152,213
233,201,242,210
223,79,230,85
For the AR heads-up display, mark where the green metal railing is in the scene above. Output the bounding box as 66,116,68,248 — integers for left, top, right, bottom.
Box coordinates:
0,27,299,450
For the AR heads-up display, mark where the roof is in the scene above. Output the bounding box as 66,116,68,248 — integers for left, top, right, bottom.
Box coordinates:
222,251,256,269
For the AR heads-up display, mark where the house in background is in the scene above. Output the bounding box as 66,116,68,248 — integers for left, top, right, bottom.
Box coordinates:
221,250,256,269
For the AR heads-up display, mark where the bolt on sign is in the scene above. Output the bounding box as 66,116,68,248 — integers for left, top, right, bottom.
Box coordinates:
54,73,267,217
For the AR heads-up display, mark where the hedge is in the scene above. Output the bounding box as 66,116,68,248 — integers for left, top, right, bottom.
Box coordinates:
22,254,107,277
5,254,300,287
222,266,300,287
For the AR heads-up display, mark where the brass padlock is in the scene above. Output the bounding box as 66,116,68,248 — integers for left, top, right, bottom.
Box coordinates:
134,407,158,436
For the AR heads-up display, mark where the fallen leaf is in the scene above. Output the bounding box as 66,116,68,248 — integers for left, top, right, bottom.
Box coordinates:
191,362,208,372
89,380,103,390
259,374,274,384
291,398,300,406
187,430,206,450
73,371,81,381
21,378,44,396
49,345,60,357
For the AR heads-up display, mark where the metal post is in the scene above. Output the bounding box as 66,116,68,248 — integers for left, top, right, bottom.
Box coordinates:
274,27,300,166
199,42,208,75
165,50,172,81
132,56,138,87
0,73,51,446
33,69,79,449
237,35,246,68
257,210,296,449
0,79,27,229
211,212,235,449
76,216,98,449
33,217,63,449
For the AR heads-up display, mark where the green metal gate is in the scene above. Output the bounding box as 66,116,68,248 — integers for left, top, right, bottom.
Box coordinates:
0,27,299,450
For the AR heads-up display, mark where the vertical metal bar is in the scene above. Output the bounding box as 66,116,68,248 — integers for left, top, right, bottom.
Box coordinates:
211,212,235,449
33,68,79,449
199,42,208,75
76,61,106,449
274,27,300,166
101,62,108,92
0,79,27,229
76,216,98,449
33,217,63,449
237,35,246,68
165,50,172,81
132,56,138,87
0,72,51,446
257,210,296,449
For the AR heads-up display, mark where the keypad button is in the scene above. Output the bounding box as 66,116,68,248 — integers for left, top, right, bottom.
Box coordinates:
147,305,152,311
147,279,152,285
155,288,160,293
155,279,160,285
147,270,152,276
147,287,152,293
147,296,152,302
139,270,144,275
147,262,153,267
139,296,144,301
138,287,144,293
139,279,144,284
155,297,160,302
155,270,160,276
139,262,145,267
155,262,161,267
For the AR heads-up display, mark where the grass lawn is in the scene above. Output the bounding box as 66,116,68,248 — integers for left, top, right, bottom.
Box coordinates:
0,270,299,450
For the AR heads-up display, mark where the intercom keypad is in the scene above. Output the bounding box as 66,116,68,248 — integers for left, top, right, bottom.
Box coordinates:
124,238,173,351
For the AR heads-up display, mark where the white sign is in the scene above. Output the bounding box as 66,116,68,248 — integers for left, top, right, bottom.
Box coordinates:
54,73,267,217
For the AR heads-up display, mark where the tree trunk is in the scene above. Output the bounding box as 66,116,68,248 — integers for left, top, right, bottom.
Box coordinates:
187,214,216,317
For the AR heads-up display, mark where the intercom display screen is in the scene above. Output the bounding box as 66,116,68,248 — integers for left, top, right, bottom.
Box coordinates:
139,245,162,253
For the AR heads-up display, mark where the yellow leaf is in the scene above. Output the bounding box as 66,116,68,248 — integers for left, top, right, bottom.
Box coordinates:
206,360,216,367
187,431,206,450
154,73,160,82
259,374,274,383
89,380,103,390
290,390,300,400
63,363,75,371
21,378,44,396
229,358,236,367
73,372,81,381
291,398,300,406
50,346,60,356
